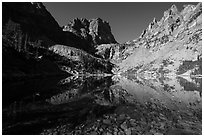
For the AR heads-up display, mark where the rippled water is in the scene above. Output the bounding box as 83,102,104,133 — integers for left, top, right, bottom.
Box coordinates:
2,75,202,135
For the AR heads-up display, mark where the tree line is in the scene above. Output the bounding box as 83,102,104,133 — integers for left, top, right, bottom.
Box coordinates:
3,19,44,59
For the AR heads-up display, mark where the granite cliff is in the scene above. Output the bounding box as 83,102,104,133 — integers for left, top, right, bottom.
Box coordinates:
2,2,202,135
2,2,202,80
63,18,117,54
62,18,118,55
97,3,202,77
2,2,115,80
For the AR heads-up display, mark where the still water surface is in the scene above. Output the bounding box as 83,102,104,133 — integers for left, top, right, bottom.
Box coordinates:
2,75,202,135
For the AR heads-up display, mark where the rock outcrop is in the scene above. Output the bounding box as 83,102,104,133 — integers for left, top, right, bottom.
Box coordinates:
3,2,202,78
99,3,202,76
63,18,117,53
49,45,114,75
2,2,116,79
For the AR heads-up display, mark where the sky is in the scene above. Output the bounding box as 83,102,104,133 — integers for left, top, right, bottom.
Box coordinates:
43,2,198,43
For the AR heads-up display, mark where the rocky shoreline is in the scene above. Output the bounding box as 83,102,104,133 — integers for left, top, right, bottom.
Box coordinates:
41,103,201,135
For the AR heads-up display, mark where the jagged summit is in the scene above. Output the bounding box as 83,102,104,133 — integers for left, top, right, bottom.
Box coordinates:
63,17,117,46
2,2,115,78
96,2,202,77
3,2,117,55
130,3,201,46
31,2,44,9
117,2,202,75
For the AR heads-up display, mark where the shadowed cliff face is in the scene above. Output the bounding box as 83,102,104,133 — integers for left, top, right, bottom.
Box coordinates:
2,2,69,79
2,2,116,78
97,3,202,76
3,2,201,77
3,2,115,52
2,2,65,46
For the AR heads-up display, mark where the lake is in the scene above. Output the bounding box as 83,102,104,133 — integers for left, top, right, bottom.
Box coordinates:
2,74,202,135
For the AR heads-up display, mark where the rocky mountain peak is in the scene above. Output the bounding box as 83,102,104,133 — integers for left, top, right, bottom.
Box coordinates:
163,4,179,20
170,4,178,14
107,2,202,76
31,2,44,9
133,2,201,47
63,18,90,33
63,17,117,46
147,17,158,30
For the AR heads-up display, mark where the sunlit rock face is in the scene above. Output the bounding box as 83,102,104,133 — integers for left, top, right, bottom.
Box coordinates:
49,45,114,75
97,3,202,76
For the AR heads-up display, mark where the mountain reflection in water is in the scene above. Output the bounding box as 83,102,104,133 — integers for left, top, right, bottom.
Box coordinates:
2,75,202,135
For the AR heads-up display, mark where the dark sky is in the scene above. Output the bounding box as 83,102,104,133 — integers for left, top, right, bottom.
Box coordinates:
43,2,198,43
